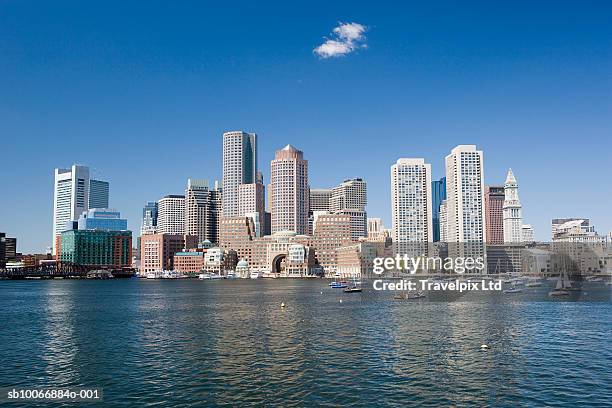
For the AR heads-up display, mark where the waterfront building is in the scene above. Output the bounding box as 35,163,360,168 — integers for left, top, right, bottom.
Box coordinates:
60,208,131,268
391,158,433,257
485,186,505,244
222,131,257,217
486,245,522,274
522,248,553,275
139,233,198,274
157,195,185,235
52,164,110,255
431,177,446,242
173,251,205,273
204,247,237,274
60,229,132,267
141,201,158,235
185,179,222,244
77,208,128,231
309,213,353,276
503,169,523,243
445,145,486,269
522,224,535,243
336,242,379,278
551,218,607,274
238,181,265,236
219,216,258,264
270,144,309,235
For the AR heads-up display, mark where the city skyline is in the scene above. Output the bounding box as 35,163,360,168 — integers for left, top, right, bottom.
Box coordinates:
2,2,611,252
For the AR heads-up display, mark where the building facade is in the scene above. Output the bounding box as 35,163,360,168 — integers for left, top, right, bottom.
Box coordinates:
60,230,132,267
52,164,110,255
185,179,222,244
431,177,446,242
222,131,257,217
330,178,367,239
270,144,309,235
503,169,523,243
391,158,433,256
485,186,505,244
77,208,128,231
445,145,486,269
157,195,185,235
238,182,265,236
141,201,158,235
139,233,198,274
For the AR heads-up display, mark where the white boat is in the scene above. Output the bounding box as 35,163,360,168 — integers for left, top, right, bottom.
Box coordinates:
198,273,209,280
226,272,237,279
549,270,572,297
198,272,223,280
162,270,185,279
585,276,603,282
250,271,260,279
146,271,164,279
503,282,523,294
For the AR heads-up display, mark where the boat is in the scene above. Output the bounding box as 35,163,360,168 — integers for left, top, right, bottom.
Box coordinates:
585,276,603,282
199,272,223,280
331,281,348,288
226,272,237,279
549,270,572,297
503,282,522,294
344,276,362,292
249,271,260,279
407,291,426,299
162,270,185,279
198,273,209,280
146,271,164,279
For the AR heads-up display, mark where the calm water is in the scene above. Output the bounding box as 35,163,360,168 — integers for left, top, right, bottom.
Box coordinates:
0,279,610,407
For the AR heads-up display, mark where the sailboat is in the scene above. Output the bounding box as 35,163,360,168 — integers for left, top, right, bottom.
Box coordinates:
549,270,571,296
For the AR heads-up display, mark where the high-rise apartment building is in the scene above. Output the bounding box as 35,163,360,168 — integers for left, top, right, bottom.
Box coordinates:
485,186,505,244
503,169,523,243
185,179,222,244
52,164,109,255
270,145,309,234
222,131,257,217
141,201,158,235
157,195,185,235
521,224,534,243
390,158,433,256
445,145,486,270
445,145,486,243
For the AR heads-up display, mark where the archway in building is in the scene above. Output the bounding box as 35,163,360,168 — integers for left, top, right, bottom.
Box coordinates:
272,254,286,274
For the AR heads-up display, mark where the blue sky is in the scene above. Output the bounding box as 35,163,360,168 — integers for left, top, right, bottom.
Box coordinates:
1,1,611,253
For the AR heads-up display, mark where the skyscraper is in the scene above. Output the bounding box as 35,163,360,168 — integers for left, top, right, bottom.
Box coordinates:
222,131,257,217
391,158,433,256
439,200,448,242
445,145,486,270
502,169,522,243
157,195,185,235
185,179,222,244
485,186,505,244
270,144,309,234
89,179,109,209
238,182,265,236
52,164,110,255
431,177,446,242
330,178,367,239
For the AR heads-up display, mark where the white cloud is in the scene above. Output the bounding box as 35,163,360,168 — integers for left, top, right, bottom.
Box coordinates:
314,22,367,59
